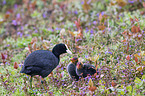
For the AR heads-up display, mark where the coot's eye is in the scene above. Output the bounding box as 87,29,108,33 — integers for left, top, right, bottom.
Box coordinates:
63,46,66,48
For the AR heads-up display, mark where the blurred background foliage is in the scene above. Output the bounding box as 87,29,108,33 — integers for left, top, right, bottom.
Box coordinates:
0,0,145,95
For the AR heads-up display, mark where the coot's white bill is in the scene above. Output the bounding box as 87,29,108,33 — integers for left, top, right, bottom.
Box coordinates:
65,44,72,54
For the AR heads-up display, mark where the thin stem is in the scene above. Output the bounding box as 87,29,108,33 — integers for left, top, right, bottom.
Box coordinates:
30,76,32,88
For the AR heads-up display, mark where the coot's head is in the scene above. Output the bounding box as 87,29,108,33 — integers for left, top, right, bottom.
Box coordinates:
70,57,78,64
52,43,72,57
76,62,84,69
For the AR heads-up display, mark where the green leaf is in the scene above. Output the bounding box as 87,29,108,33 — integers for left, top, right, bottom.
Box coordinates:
15,88,20,95
101,85,105,89
121,85,124,89
3,77,7,81
132,89,136,96
120,90,125,95
142,75,145,80
139,81,143,87
99,80,102,84
126,85,132,92
117,89,125,95
134,77,142,84
11,71,15,75
135,84,140,89
31,10,41,18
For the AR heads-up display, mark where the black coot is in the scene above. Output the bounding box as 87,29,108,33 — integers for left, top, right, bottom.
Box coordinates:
67,57,79,81
76,62,96,78
20,43,72,87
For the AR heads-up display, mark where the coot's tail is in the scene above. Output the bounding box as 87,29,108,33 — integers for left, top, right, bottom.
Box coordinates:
20,69,24,73
20,66,25,73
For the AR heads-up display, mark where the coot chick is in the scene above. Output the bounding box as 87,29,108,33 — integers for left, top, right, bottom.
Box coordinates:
67,57,79,81
67,57,80,88
20,43,72,87
76,62,96,78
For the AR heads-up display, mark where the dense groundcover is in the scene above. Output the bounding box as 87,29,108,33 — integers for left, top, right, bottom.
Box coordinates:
0,0,145,95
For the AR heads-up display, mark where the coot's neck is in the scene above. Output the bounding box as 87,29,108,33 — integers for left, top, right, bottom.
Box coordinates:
52,49,60,59
52,46,63,59
74,62,78,66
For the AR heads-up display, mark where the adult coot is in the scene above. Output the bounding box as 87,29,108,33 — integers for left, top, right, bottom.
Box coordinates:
76,62,96,78
67,57,79,81
20,43,72,87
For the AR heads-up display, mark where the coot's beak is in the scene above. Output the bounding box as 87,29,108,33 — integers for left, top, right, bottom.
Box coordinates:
76,62,83,69
66,49,72,54
65,44,72,54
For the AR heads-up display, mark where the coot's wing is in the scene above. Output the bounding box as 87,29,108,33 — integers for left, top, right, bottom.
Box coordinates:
76,67,85,77
24,50,58,68
67,63,79,80
21,50,59,77
67,63,76,76
84,64,96,75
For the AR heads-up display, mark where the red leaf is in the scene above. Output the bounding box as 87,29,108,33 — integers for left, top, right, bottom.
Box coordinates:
143,2,145,8
130,18,134,25
122,30,127,35
128,33,132,37
30,37,37,44
28,44,32,53
134,16,138,22
1,53,6,60
41,36,43,41
68,30,75,37
7,9,13,13
140,11,145,15
137,27,141,33
88,86,97,92
5,14,10,19
42,0,46,3
126,55,130,61
111,81,117,87
77,29,83,38
110,1,115,5
135,57,138,63
98,25,106,30
74,18,81,29
99,13,103,22
32,42,36,50
131,26,140,33
31,0,36,9
116,0,127,7
23,0,29,5
130,18,133,22
82,0,91,12
127,44,129,52
121,39,126,42
95,65,98,71
48,72,53,77
14,62,18,69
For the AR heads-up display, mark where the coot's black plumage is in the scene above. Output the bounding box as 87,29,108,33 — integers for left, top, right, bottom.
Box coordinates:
67,57,79,81
20,43,72,87
76,62,96,78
